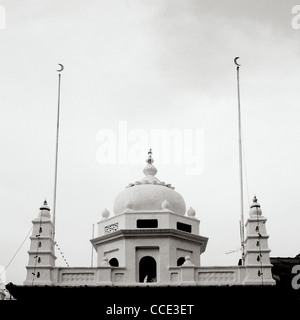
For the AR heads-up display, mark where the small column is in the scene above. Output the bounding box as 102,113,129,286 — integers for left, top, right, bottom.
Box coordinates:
97,256,112,286
243,196,275,285
180,256,196,286
24,200,56,286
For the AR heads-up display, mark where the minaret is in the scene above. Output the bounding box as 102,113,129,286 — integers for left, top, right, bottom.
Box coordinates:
24,200,56,285
243,196,275,284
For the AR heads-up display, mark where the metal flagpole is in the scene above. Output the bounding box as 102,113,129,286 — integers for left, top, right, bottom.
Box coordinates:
91,224,95,267
234,57,245,265
53,64,64,240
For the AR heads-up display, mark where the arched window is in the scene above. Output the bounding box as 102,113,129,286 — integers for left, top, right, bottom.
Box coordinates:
38,257,41,263
38,242,42,248
109,258,119,267
37,272,40,278
139,256,157,283
39,227,43,234
177,257,185,266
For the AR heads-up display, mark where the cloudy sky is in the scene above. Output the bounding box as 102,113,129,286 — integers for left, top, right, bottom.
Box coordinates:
1,0,300,285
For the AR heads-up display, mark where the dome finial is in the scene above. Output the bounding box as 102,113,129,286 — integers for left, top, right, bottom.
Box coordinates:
249,194,262,216
187,207,196,217
143,148,157,176
146,148,154,164
40,199,50,211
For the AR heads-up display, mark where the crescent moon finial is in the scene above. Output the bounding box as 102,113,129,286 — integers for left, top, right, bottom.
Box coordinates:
57,64,64,72
234,57,241,67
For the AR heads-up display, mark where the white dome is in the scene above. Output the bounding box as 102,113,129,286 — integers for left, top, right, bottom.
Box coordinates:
113,150,186,215
113,184,186,215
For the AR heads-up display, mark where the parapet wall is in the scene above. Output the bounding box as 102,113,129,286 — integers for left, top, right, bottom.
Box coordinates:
25,264,275,286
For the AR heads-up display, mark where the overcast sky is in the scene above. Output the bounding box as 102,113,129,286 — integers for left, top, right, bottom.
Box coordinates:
1,0,300,285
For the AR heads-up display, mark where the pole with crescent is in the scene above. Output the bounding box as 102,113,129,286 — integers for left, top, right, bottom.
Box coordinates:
53,63,64,240
234,57,245,265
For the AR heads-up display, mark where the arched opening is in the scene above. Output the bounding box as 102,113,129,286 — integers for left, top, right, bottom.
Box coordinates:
139,256,157,283
109,258,119,267
177,257,185,266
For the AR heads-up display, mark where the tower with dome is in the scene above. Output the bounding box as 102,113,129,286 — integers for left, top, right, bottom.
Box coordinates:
91,149,208,284
23,150,275,286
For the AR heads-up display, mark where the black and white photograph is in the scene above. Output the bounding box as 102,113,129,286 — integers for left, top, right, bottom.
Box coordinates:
0,0,300,315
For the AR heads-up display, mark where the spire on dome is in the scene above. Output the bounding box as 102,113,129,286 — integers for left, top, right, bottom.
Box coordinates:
249,195,262,216
250,195,259,208
125,149,175,189
40,199,50,211
143,149,158,177
146,148,154,165
38,199,51,219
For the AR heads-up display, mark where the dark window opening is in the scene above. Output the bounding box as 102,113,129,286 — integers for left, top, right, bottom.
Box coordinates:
109,258,119,267
37,272,40,278
38,257,41,263
177,257,185,266
137,219,158,228
39,227,43,234
38,242,42,248
139,256,157,282
177,222,192,233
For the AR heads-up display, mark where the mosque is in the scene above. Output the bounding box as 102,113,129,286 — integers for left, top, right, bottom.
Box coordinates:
20,149,275,288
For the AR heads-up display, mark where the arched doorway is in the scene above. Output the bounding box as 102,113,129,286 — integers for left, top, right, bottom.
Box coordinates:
139,256,157,283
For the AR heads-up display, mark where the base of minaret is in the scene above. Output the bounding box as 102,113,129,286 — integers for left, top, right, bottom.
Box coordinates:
243,265,276,285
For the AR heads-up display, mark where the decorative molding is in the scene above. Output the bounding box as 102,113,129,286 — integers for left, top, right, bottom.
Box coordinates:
198,271,235,283
61,273,95,283
104,223,119,234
